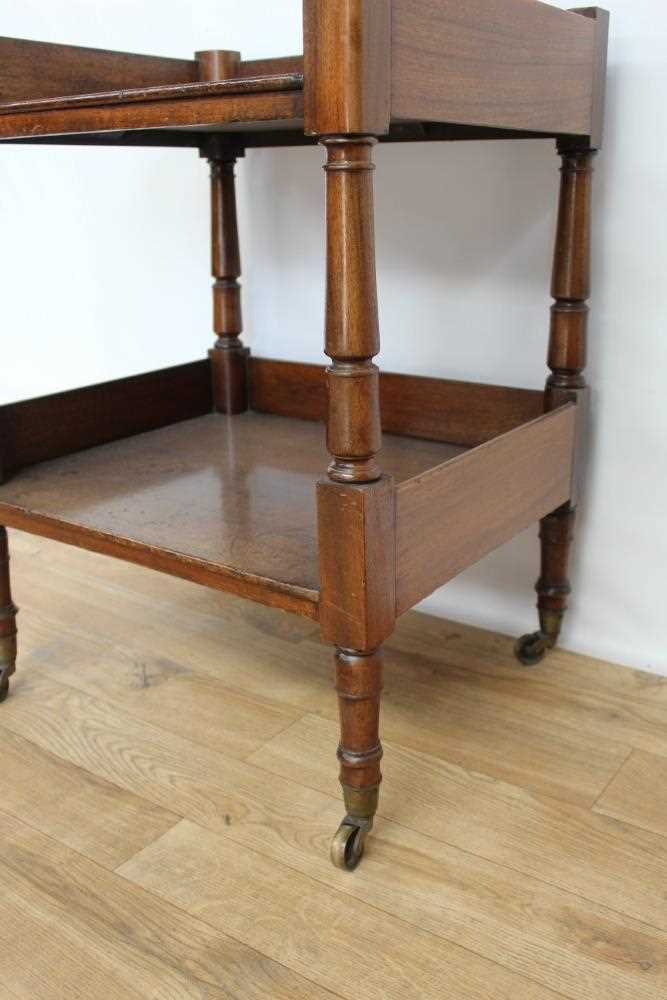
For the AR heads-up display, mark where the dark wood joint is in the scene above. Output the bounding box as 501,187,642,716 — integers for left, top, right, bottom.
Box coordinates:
317,476,396,653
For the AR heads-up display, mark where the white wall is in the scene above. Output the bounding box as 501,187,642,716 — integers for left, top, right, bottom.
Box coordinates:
0,1,665,673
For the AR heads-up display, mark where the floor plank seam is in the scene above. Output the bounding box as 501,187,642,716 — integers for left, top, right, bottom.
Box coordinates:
239,713,311,763
6,654,307,765
590,745,636,809
244,749,667,938
0,801,181,879
0,809,342,1000
111,862,351,1000
114,818,572,1000
9,665,667,941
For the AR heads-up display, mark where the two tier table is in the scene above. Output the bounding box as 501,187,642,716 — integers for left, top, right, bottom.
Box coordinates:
0,1,609,869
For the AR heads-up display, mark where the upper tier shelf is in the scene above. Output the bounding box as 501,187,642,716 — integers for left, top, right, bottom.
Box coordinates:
0,3,609,146
0,67,306,143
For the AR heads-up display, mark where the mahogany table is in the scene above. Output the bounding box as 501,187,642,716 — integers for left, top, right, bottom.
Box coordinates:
0,1,609,870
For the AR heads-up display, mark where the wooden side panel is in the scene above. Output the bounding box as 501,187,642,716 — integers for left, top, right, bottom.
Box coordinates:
250,359,327,423
318,476,395,651
240,56,304,78
303,0,391,135
391,0,600,136
249,358,544,446
395,405,577,614
573,7,610,149
0,36,197,104
0,361,212,481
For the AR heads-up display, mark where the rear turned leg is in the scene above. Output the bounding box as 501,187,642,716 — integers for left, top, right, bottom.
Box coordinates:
0,527,17,702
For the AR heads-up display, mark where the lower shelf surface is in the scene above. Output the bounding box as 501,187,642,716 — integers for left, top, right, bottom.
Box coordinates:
0,412,465,611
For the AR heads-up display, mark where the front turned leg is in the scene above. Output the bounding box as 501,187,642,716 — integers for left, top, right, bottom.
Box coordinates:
516,506,575,665
331,647,383,870
0,527,18,702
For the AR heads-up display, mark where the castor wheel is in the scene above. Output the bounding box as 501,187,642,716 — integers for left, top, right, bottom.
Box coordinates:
0,674,10,703
331,820,369,871
515,631,551,666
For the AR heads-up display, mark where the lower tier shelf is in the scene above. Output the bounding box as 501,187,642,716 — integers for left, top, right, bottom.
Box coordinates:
0,411,465,618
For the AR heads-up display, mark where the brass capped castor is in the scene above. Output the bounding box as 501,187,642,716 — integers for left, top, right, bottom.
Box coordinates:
515,631,552,666
0,631,17,704
331,819,370,871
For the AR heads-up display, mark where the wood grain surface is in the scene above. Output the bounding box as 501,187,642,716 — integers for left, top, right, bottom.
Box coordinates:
391,0,600,136
0,360,212,480
0,35,198,105
0,411,463,614
0,531,664,1000
395,404,577,613
0,88,304,140
250,357,544,446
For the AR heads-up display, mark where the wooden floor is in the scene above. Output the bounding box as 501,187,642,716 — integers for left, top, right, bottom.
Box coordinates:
1,530,666,1000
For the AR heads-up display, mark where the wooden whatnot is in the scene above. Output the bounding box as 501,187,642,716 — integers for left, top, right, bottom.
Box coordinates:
0,0,608,870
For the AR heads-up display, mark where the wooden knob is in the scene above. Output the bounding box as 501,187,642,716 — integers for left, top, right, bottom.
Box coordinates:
196,50,241,82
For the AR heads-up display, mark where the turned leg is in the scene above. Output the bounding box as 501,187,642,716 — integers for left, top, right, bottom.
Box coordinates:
516,142,595,665
331,648,383,869
318,135,394,869
0,527,17,702
204,139,248,414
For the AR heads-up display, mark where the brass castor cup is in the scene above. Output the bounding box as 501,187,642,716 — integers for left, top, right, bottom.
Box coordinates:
331,817,371,871
514,631,552,666
330,784,378,871
0,628,17,704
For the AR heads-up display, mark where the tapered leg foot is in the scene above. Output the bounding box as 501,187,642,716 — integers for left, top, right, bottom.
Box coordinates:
515,507,573,667
331,649,383,871
0,624,17,703
0,528,17,703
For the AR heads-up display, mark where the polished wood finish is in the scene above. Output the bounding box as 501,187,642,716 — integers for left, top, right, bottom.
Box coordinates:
517,143,596,662
2,121,580,151
395,405,577,615
575,7,610,149
534,505,577,649
0,4,605,147
0,412,460,620
0,35,198,105
335,646,384,809
391,1,607,140
318,478,395,652
0,86,304,140
0,73,303,116
250,357,544,446
303,0,391,136
196,50,241,83
0,3,607,871
0,526,17,700
322,137,382,485
548,145,595,409
0,361,212,483
207,144,248,414
318,132,392,858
